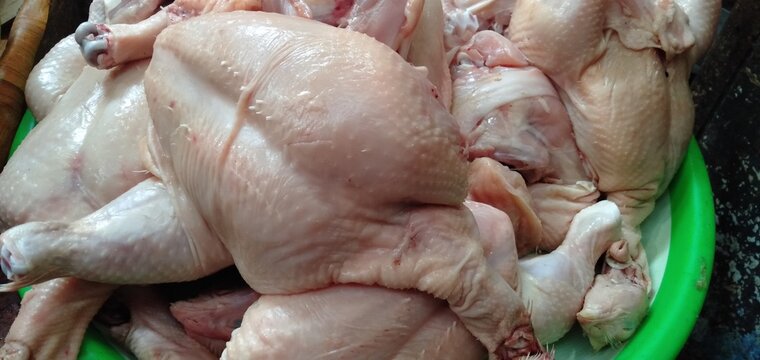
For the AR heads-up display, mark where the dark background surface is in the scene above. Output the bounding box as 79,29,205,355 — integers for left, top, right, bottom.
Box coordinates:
1,0,759,358
679,0,760,358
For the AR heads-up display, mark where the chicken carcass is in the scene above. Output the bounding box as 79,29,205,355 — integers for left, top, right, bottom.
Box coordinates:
508,0,721,349
174,199,619,357
1,12,546,358
452,30,588,185
0,60,152,359
452,31,597,251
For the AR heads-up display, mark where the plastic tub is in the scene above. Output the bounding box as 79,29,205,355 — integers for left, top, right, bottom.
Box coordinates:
10,110,715,359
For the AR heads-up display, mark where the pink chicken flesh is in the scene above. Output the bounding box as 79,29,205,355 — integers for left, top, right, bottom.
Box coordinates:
0,60,152,359
172,199,620,355
1,12,548,359
452,30,589,185
2,0,719,355
0,1,180,358
74,0,424,69
508,0,721,349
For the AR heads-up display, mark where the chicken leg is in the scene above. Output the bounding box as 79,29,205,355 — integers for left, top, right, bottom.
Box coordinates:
519,200,620,344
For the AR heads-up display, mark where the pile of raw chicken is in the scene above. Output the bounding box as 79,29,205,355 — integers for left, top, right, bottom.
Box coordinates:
0,0,719,358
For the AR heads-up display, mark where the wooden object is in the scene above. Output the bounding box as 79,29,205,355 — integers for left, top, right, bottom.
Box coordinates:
34,0,89,64
0,0,50,168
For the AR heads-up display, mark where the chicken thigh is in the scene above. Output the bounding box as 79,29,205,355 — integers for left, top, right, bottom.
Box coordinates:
1,12,546,358
508,0,720,349
174,199,619,358
518,200,620,344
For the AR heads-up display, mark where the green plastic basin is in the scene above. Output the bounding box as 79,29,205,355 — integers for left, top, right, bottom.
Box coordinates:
9,110,715,359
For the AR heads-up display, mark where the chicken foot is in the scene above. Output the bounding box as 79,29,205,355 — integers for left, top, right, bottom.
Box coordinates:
519,200,620,344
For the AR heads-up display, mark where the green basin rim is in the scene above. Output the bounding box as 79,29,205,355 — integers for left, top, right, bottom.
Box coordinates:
10,112,715,359
616,138,715,359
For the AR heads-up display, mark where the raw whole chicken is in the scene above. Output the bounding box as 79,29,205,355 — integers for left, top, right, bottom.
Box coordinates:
452,30,598,252
0,1,179,358
508,0,721,349
4,1,445,358
2,12,548,358
0,56,153,360
0,0,721,357
4,1,467,358
175,199,622,355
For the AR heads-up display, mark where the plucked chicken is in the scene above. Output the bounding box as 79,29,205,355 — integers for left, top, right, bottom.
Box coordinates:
0,59,152,360
2,12,547,358
189,199,622,356
0,1,174,358
0,0,721,356
508,0,721,348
